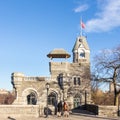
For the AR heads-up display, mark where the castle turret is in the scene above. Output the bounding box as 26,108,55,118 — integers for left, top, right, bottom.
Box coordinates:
72,36,90,64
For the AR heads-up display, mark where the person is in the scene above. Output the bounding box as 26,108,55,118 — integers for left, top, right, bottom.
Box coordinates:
63,101,69,117
57,100,63,117
54,99,57,115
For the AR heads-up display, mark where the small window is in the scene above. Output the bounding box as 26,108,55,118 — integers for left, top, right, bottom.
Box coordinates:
58,77,63,89
80,52,85,58
74,77,77,85
78,78,81,85
79,49,85,58
79,39,82,42
73,77,81,86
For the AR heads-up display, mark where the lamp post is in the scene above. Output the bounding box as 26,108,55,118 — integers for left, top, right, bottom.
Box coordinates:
45,82,50,118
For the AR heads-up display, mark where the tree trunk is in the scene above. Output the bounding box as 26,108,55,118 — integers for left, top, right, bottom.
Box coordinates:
113,69,118,106
114,92,119,106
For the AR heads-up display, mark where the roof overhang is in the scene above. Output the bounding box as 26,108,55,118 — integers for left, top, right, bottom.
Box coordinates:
47,48,71,59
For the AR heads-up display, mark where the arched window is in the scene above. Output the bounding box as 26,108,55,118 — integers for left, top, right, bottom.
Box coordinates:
27,92,37,105
79,50,85,58
58,73,64,90
74,93,81,108
48,92,57,106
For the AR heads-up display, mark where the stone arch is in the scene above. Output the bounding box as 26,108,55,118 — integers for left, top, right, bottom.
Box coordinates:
22,88,39,105
48,90,58,106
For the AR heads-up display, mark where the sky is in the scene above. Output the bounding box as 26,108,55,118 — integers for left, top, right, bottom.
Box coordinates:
0,0,120,91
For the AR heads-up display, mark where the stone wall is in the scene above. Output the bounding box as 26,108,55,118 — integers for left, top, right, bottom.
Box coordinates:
86,104,118,117
98,105,118,117
0,104,118,118
0,105,45,118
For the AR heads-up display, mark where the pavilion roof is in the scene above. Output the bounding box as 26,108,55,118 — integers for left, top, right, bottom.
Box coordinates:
47,48,71,59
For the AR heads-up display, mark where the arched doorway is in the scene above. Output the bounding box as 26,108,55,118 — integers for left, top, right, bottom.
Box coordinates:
74,93,81,108
22,88,38,105
48,91,57,106
27,92,37,105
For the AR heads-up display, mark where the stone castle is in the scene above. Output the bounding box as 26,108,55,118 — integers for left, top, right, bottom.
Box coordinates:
11,36,91,112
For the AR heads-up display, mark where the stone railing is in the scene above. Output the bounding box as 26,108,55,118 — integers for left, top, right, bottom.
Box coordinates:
24,77,47,81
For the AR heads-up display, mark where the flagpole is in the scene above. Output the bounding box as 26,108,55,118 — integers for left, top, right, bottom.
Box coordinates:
80,16,82,37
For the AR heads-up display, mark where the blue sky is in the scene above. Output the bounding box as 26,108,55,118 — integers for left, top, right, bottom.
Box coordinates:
0,0,120,90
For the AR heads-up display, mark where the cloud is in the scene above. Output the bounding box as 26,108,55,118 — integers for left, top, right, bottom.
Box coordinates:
98,49,112,54
74,4,89,13
86,0,120,32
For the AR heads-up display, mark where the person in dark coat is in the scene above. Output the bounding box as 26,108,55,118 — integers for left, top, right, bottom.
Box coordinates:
54,99,58,115
57,100,63,117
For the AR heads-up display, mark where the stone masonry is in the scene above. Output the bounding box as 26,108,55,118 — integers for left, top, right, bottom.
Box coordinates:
11,36,91,114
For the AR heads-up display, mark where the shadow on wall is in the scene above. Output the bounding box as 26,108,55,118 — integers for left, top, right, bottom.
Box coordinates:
71,105,97,115
8,116,16,120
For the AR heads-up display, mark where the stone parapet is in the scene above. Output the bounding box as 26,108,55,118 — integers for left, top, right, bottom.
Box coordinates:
0,105,41,118
98,105,118,117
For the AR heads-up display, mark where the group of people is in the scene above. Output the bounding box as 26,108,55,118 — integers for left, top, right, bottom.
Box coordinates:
57,100,69,117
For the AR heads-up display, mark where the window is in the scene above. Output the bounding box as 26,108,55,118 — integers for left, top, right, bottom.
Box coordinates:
27,92,37,105
78,78,81,85
79,39,82,42
79,50,85,58
58,76,63,89
59,77,63,86
74,93,81,108
73,77,81,86
74,78,77,85
80,52,85,58
48,92,57,106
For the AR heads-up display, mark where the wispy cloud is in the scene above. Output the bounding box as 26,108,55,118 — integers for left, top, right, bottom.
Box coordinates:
74,4,89,13
86,0,120,32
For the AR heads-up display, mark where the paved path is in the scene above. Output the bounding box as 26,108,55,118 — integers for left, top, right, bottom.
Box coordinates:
2,114,119,120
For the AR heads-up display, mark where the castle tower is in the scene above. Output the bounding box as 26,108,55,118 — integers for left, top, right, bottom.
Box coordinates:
72,36,90,64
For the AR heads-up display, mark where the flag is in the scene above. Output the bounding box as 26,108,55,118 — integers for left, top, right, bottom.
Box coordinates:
81,21,85,29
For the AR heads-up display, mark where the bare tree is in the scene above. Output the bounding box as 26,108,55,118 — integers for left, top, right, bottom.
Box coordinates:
92,45,120,106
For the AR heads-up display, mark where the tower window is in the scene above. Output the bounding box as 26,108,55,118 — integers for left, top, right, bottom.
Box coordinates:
79,50,85,58
74,78,77,85
73,77,81,86
79,39,82,42
58,76,63,89
80,52,85,57
78,78,81,85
